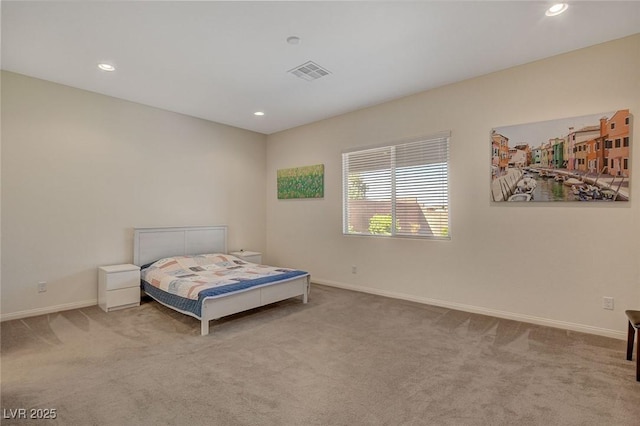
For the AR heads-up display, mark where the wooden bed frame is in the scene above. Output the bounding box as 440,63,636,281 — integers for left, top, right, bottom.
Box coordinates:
133,226,309,335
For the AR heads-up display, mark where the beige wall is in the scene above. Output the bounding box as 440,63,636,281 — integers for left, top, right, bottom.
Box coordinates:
1,71,267,319
265,34,640,338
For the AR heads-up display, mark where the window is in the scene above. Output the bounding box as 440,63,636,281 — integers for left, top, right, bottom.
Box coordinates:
625,117,630,125
611,122,616,130
342,133,450,240
624,158,628,170
623,137,629,147
615,139,621,148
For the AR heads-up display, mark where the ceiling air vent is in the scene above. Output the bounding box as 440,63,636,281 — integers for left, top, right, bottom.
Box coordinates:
288,61,331,81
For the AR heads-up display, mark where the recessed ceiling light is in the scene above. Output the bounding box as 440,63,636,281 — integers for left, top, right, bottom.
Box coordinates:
545,3,568,17
98,63,115,72
254,111,265,116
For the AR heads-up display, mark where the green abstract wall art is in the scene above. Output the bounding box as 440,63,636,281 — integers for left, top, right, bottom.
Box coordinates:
277,164,324,199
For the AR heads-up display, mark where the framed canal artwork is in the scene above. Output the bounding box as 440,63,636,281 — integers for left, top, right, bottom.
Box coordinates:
277,164,324,199
491,109,631,203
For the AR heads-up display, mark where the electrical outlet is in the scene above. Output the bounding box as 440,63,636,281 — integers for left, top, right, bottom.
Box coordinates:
602,296,614,310
351,265,357,274
38,281,47,293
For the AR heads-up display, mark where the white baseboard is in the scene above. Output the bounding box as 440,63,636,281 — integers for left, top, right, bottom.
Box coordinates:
0,299,97,322
312,279,627,341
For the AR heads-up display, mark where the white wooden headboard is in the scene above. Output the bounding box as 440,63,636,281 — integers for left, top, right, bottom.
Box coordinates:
133,226,228,266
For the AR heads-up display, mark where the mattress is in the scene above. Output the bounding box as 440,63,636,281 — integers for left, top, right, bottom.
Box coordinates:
140,253,309,317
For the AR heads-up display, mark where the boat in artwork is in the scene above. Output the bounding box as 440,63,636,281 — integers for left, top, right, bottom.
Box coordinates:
508,193,532,202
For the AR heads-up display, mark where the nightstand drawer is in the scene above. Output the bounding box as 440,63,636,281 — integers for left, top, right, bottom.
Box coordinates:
104,286,140,311
99,265,140,290
103,270,139,290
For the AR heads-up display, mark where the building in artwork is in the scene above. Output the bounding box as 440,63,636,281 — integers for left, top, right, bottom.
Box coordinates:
566,126,600,171
550,137,564,168
587,117,610,175
575,138,589,172
603,109,631,177
491,131,510,178
565,130,575,170
513,144,532,166
532,146,542,165
509,146,529,168
586,137,599,174
540,142,552,167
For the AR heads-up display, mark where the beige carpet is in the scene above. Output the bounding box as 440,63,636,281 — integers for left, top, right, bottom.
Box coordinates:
1,284,639,425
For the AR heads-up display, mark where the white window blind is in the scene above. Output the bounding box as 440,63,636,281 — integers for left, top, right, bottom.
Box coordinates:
342,133,450,239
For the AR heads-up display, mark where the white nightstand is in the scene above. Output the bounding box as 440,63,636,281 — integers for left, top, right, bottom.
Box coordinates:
230,251,262,264
98,264,141,312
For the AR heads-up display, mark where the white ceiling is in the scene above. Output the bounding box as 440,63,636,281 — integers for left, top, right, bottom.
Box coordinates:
2,1,639,135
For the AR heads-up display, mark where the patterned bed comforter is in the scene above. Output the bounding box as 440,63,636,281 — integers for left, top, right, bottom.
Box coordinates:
141,253,307,301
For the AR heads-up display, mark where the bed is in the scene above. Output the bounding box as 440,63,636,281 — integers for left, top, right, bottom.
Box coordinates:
133,226,310,335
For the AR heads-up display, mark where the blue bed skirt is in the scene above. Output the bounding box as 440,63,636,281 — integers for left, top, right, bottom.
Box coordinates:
141,269,309,318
